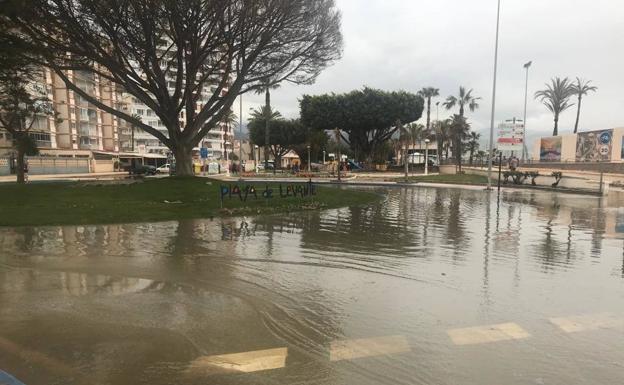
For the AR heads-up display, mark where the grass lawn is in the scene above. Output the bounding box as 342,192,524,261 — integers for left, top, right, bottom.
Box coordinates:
0,177,380,227
397,173,489,185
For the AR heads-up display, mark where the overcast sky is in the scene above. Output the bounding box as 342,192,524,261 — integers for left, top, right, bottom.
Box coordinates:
240,0,624,148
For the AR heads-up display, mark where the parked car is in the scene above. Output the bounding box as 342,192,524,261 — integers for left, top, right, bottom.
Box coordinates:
257,161,275,171
129,164,157,176
156,164,171,174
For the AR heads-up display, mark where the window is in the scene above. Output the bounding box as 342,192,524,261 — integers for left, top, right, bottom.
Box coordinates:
146,110,153,117
135,109,145,116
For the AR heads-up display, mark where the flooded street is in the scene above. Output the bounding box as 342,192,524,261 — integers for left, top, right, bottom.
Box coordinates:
1,186,623,385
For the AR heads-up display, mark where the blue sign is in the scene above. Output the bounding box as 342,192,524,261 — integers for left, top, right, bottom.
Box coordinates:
599,131,612,145
200,147,209,159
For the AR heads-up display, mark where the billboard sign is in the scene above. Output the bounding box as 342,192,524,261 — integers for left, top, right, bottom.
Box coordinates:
497,121,524,152
200,147,209,159
540,137,562,161
576,129,613,162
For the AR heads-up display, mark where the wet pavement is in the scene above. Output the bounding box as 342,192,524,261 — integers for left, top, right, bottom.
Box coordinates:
1,186,623,385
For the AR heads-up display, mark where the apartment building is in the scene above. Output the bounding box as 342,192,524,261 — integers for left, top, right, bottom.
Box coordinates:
1,65,232,173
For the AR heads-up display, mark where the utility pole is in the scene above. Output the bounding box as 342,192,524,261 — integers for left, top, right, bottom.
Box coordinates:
487,0,502,190
239,94,243,174
335,128,341,182
522,61,532,163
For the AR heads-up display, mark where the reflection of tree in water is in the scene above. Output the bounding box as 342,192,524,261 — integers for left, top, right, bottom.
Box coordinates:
445,190,469,261
533,218,567,271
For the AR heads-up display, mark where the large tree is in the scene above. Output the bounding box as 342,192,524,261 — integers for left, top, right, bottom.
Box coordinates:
4,0,343,176
0,19,56,183
570,78,597,134
417,87,439,133
300,87,424,163
534,77,575,136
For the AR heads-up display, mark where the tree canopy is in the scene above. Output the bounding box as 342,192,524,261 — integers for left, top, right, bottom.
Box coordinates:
299,87,424,162
3,0,343,174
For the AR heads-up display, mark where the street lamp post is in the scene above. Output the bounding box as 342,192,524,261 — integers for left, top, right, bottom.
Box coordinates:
487,0,502,190
521,61,532,163
254,145,259,173
323,150,326,164
307,145,311,172
425,139,431,175
239,94,243,175
334,128,342,182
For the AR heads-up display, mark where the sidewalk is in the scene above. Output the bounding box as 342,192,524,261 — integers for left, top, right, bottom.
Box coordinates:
0,171,127,183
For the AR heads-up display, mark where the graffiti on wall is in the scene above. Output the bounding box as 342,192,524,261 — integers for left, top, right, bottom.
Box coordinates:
576,129,613,162
540,137,562,161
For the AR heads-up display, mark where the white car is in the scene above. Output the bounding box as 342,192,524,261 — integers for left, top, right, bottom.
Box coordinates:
156,164,171,174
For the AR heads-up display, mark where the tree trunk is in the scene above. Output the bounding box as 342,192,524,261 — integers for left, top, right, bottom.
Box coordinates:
426,98,431,132
16,148,25,184
574,96,582,134
264,88,271,171
174,145,194,176
553,114,559,136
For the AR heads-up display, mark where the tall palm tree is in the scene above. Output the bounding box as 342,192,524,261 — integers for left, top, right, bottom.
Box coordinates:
220,109,238,161
254,79,281,170
417,87,440,132
443,87,480,168
570,78,597,134
443,86,480,118
467,131,480,166
534,77,575,136
450,114,470,172
436,118,452,161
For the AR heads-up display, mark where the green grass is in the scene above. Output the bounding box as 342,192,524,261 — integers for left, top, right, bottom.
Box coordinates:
397,173,489,185
0,177,380,226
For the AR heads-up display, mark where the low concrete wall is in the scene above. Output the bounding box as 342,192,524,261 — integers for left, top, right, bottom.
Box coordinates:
0,158,9,176
92,159,114,173
523,162,624,174
26,157,90,175
464,167,603,193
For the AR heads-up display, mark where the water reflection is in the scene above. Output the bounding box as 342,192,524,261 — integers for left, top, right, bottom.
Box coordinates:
1,187,623,385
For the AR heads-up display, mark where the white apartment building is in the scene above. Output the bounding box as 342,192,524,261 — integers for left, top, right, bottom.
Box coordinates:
1,64,232,174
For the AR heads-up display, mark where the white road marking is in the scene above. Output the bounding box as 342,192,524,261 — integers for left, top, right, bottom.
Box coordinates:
549,313,624,333
188,347,288,374
447,322,531,345
329,335,411,362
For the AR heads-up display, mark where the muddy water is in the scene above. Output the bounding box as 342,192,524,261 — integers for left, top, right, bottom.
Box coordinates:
1,187,623,385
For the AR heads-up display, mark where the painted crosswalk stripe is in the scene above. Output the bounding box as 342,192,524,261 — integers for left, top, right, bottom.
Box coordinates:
549,313,624,333
188,347,288,374
329,335,411,362
447,322,531,345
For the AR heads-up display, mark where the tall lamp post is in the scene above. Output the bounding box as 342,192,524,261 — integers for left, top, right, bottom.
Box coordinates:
307,145,311,172
254,145,259,173
487,0,502,190
323,150,326,164
521,61,532,163
425,139,431,175
239,94,243,174
334,128,342,182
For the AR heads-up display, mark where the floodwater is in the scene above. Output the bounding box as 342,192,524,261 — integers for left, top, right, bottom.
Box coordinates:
1,186,623,385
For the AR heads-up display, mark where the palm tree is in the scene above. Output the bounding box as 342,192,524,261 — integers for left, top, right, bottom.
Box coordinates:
534,77,575,136
570,78,597,134
221,109,238,156
443,86,481,118
467,131,481,165
254,79,281,170
417,87,440,132
449,114,470,172
436,119,452,161
443,87,480,168
249,106,282,122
